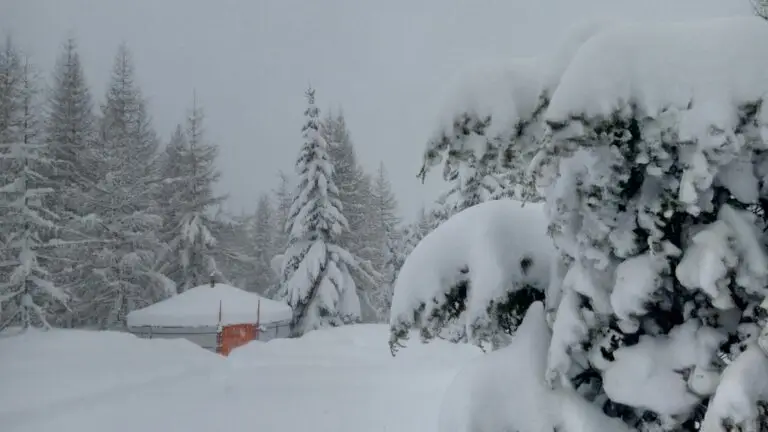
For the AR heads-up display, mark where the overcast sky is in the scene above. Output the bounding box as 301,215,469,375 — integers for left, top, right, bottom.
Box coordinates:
2,0,752,220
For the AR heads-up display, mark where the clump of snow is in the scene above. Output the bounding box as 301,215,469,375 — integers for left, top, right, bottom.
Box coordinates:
0,328,221,422
439,302,630,432
432,57,543,145
702,345,768,431
270,254,284,277
537,19,616,93
546,17,768,124
601,321,726,417
677,205,768,309
389,199,554,343
126,283,292,327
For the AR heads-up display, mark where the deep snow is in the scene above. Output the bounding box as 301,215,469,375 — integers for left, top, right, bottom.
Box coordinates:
0,324,481,432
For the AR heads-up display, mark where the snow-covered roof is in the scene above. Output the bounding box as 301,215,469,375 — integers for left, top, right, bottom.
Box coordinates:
126,284,292,328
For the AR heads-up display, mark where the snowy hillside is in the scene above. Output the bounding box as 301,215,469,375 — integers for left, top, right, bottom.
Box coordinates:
0,325,481,432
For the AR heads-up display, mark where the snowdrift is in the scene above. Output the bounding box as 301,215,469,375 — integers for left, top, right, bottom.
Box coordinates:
3,324,482,432
229,323,482,369
0,329,221,421
439,302,630,432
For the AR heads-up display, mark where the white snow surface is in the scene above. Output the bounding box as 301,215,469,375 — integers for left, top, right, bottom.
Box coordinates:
389,199,555,339
439,302,631,432
0,324,482,432
126,283,292,327
546,17,768,124
0,329,222,423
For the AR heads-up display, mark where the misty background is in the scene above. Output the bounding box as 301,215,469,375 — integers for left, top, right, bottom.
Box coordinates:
2,0,752,219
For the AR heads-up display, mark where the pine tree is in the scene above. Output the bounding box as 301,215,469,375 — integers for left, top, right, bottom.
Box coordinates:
322,111,379,321
367,162,401,320
76,44,169,328
272,171,292,253
391,17,768,431
0,47,69,329
208,210,253,289
370,162,400,262
45,37,96,196
43,37,98,326
158,94,225,292
280,88,362,335
249,193,276,294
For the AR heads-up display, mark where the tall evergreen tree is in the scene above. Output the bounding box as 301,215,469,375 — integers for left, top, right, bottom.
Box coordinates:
43,37,98,326
391,17,768,431
272,171,292,253
0,48,69,329
158,94,225,292
322,111,379,321
249,193,277,294
208,210,253,289
370,162,400,262
0,36,23,292
280,88,362,335
264,171,293,299
367,162,401,320
45,37,96,197
76,44,169,328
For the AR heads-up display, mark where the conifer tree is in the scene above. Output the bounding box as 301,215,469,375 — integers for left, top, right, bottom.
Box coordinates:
280,88,362,335
322,111,379,320
43,37,98,326
250,193,277,294
158,95,225,292
45,37,96,197
76,44,169,328
367,162,401,320
0,45,68,329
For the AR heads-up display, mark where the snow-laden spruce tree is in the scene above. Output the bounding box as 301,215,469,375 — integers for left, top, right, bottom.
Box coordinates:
249,194,277,294
366,162,402,320
279,88,364,336
321,111,380,321
156,95,225,293
391,16,768,432
45,37,96,199
77,44,171,328
536,18,768,431
42,37,99,327
0,45,69,329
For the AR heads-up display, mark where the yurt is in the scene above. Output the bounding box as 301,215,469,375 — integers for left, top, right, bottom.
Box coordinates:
126,282,292,355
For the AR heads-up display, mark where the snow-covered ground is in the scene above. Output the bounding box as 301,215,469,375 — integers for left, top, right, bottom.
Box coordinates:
0,325,481,432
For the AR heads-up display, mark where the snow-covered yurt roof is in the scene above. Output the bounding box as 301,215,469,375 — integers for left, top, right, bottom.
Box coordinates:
126,284,292,328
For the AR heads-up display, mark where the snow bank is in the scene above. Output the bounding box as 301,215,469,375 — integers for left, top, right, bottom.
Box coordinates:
126,283,292,327
439,302,630,432
0,328,221,420
389,199,554,343
546,17,768,124
228,323,482,369
3,324,480,432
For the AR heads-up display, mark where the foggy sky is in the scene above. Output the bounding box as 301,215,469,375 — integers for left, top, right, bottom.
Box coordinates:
2,0,752,220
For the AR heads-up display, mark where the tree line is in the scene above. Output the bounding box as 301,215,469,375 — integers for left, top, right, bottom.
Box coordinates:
0,36,403,331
